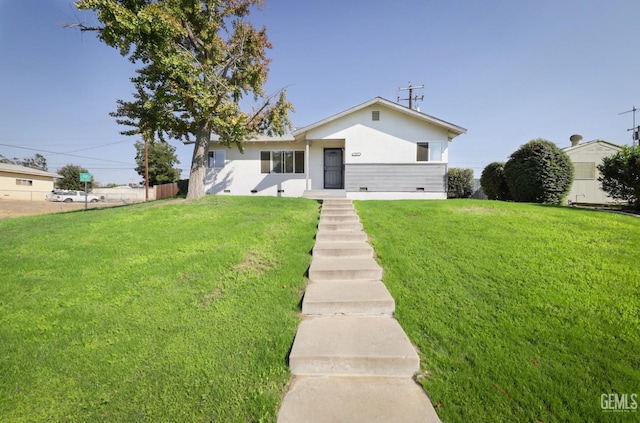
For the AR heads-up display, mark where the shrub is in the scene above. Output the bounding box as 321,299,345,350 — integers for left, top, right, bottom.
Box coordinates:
447,168,474,199
504,139,574,205
480,162,511,200
597,145,640,210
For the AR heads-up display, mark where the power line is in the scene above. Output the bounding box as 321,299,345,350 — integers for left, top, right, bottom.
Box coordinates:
0,143,134,165
58,139,133,155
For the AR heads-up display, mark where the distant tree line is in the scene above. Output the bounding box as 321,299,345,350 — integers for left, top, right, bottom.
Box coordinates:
0,153,48,171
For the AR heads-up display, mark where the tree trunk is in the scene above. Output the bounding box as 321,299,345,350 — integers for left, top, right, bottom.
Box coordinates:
186,122,211,200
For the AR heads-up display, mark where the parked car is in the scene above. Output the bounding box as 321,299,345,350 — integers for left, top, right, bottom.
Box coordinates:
46,190,100,203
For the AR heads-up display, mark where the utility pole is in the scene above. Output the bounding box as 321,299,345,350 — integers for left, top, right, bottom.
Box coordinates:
144,137,149,201
397,82,424,110
619,106,639,147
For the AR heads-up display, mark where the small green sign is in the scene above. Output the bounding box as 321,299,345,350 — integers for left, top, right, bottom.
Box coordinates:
79,173,91,182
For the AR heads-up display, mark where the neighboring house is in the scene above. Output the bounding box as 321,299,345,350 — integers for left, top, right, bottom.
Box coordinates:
0,163,62,201
203,97,467,199
562,138,622,204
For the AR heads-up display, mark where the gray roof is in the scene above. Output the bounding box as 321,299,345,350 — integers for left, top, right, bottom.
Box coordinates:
0,162,62,178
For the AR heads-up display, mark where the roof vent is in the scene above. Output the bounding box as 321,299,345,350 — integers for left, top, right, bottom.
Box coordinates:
372,111,380,121
570,134,583,147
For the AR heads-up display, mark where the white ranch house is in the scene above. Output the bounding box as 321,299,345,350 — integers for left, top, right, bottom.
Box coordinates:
201,97,466,199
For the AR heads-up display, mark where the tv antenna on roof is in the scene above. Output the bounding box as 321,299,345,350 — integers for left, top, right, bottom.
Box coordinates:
397,82,424,110
619,105,639,147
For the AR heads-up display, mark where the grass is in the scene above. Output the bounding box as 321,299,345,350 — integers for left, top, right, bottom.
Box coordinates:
0,197,319,422
355,200,640,423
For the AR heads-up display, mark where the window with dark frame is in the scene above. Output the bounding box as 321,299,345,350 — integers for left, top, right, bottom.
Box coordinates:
15,179,33,186
260,151,305,174
416,143,429,161
207,150,225,168
372,110,380,121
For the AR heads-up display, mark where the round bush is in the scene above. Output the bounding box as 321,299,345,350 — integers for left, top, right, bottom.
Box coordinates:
504,139,574,204
480,162,511,200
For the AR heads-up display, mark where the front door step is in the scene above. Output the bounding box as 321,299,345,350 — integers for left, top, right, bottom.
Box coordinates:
289,315,419,377
277,376,441,423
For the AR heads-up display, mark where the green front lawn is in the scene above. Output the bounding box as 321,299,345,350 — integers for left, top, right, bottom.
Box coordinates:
356,200,639,423
0,197,319,422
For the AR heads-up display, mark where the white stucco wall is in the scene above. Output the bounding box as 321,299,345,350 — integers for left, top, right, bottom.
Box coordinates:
205,141,308,197
305,104,449,165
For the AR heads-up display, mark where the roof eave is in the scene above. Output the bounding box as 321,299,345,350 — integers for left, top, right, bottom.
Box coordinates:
293,96,467,140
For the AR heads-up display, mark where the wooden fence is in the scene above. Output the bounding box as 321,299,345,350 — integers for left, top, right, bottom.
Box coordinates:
154,182,179,200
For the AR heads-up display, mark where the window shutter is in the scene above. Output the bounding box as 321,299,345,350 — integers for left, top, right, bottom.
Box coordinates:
416,143,429,161
260,151,271,173
294,151,305,173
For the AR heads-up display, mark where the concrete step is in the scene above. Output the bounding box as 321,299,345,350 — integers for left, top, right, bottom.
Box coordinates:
321,202,354,210
320,208,357,216
312,241,373,258
319,214,360,223
309,257,382,281
315,230,368,243
303,190,347,199
277,376,441,423
302,281,395,315
289,315,420,377
317,221,363,231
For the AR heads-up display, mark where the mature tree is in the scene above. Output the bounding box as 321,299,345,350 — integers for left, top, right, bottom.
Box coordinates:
73,0,293,199
57,164,94,191
504,139,574,205
447,168,473,199
19,154,48,171
0,153,48,171
598,145,640,210
480,162,511,200
0,154,16,164
134,139,181,185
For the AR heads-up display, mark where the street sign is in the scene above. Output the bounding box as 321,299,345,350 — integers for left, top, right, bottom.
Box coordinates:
79,173,91,182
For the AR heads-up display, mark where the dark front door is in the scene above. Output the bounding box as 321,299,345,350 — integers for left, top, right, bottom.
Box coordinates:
324,148,343,189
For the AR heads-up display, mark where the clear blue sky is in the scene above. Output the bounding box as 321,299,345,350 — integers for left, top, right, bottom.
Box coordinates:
1,0,639,184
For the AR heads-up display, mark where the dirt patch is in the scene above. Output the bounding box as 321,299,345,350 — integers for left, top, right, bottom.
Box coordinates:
198,288,224,306
0,199,123,220
235,252,271,274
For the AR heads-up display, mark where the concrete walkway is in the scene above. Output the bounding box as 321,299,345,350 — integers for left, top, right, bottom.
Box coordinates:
277,199,441,423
